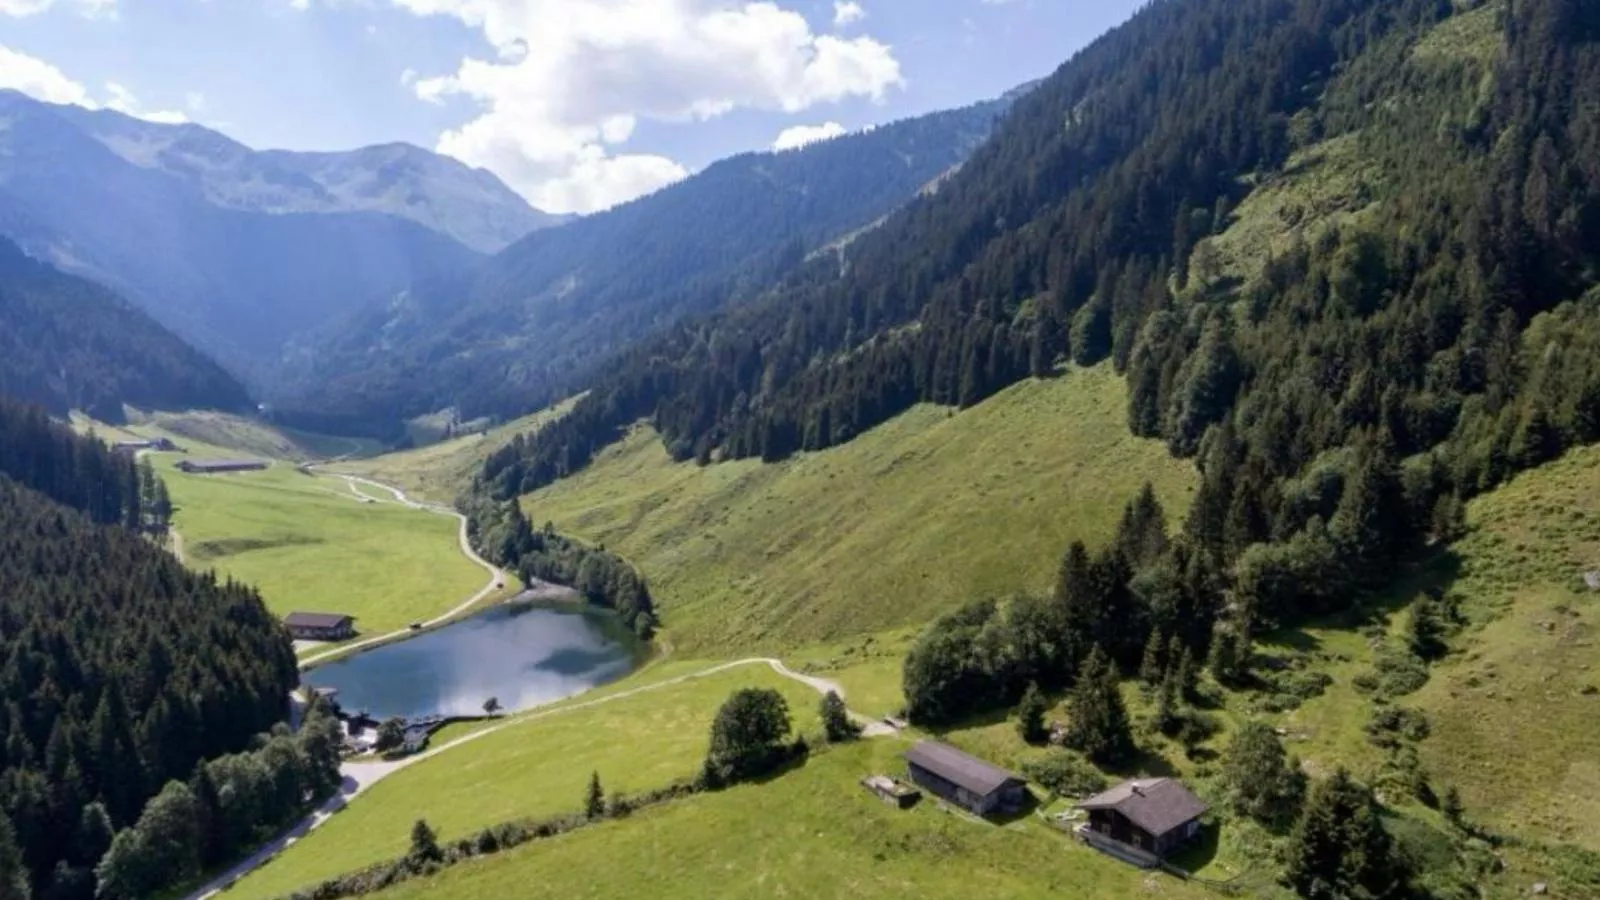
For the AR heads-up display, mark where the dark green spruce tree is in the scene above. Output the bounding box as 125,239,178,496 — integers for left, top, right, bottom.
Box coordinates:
1065,646,1135,766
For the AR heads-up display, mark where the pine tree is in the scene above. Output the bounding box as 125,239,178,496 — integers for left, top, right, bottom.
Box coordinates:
1065,646,1135,765
820,691,856,743
1221,721,1305,825
1139,629,1167,689
1208,619,1252,686
1285,769,1403,899
585,771,605,820
1175,646,1199,702
0,814,27,900
1015,682,1049,744
408,819,442,864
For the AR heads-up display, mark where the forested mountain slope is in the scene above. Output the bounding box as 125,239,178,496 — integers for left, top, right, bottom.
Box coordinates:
0,91,496,381
483,0,1600,575
0,237,252,419
275,98,1013,435
0,403,306,899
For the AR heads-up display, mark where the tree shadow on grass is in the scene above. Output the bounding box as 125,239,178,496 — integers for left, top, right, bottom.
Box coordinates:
1167,822,1222,873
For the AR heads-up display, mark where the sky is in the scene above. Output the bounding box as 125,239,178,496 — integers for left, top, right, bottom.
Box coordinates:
0,0,1144,214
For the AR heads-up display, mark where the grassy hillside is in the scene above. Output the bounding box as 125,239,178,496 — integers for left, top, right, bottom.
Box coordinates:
1413,445,1600,854
226,662,825,899
364,740,1218,900
326,398,579,505
523,366,1196,654
127,408,383,461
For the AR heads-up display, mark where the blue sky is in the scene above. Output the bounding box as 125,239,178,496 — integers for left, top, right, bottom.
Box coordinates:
0,0,1143,213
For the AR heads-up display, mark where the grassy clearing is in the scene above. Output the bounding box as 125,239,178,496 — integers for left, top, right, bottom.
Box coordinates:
327,398,579,505
1198,132,1380,289
1411,446,1600,854
117,426,485,640
362,739,1219,900
522,366,1196,654
226,663,825,899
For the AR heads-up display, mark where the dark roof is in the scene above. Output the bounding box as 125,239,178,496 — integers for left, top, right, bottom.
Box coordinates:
904,741,1022,796
1077,778,1209,837
179,458,266,469
284,612,355,629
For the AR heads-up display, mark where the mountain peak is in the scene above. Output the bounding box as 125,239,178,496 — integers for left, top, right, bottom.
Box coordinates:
0,90,559,253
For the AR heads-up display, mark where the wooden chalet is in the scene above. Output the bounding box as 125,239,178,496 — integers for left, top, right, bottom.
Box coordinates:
1076,777,1208,861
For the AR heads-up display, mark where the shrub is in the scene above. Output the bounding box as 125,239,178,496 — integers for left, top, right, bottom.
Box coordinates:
1022,751,1108,798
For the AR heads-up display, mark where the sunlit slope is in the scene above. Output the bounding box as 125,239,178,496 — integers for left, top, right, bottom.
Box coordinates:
224,662,823,899
362,740,1214,900
1414,444,1600,853
523,366,1197,653
325,397,580,504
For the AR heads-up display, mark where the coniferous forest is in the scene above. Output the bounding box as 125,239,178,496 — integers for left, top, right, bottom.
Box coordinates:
0,403,303,898
478,0,1600,659
0,237,252,421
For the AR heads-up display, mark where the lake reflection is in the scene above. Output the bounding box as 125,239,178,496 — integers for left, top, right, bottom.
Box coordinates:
303,601,640,720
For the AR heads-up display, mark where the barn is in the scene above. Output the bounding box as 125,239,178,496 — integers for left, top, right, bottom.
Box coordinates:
903,741,1027,816
284,612,357,641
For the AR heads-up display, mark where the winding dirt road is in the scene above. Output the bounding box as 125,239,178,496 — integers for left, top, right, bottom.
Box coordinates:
297,474,506,667
184,657,884,900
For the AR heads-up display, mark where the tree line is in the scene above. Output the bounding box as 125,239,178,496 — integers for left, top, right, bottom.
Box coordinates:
0,410,300,898
0,398,170,531
460,494,657,637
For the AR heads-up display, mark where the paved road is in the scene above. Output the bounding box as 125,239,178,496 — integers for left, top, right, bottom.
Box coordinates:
297,474,506,667
184,657,886,899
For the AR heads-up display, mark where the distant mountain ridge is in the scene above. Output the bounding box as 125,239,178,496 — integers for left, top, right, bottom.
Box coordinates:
0,235,251,419
275,95,1014,435
0,90,554,383
50,104,563,253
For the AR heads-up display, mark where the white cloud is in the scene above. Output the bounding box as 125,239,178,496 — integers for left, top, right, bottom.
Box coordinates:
104,81,189,123
0,44,92,104
772,120,845,151
391,0,903,214
0,0,115,17
832,1,863,27
0,45,190,124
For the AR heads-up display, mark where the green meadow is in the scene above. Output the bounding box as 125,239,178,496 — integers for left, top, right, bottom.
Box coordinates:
522,365,1198,654
225,662,825,899
75,415,489,643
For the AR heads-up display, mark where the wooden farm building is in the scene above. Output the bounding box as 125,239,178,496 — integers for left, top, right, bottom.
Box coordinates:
175,458,268,474
904,741,1027,816
1076,778,1208,860
284,612,356,641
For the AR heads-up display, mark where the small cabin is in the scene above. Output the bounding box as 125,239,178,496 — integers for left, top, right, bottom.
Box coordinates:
284,612,357,641
1076,777,1208,860
904,741,1027,816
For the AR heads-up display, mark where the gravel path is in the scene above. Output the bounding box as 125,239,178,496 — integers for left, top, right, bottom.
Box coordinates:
184,657,884,899
297,474,506,668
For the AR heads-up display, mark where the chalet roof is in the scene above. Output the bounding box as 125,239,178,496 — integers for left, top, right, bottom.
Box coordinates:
284,612,355,629
1077,778,1209,838
904,741,1021,797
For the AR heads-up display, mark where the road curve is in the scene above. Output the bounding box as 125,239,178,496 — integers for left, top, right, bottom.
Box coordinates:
297,474,505,667
184,657,882,900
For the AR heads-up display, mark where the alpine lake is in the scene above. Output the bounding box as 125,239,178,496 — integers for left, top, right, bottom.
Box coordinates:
302,597,644,721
